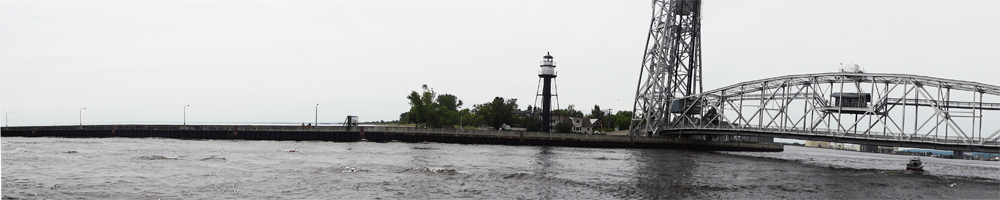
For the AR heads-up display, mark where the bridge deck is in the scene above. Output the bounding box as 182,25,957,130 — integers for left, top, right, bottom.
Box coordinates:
664,126,998,153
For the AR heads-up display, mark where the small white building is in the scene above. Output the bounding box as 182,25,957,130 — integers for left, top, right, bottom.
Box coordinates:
831,143,860,151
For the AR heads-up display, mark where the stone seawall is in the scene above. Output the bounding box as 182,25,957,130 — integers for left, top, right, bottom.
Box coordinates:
1,125,783,152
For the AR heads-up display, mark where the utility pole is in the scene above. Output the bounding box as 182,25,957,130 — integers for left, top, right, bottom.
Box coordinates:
184,105,190,125
79,108,86,126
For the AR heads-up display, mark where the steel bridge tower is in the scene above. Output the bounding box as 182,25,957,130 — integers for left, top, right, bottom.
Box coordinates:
631,0,703,136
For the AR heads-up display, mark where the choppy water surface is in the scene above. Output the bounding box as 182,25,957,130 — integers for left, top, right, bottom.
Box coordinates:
2,137,998,199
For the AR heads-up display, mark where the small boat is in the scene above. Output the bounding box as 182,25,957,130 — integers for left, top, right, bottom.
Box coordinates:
906,157,924,171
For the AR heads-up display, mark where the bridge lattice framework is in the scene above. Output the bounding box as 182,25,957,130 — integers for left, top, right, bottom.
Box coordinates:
629,0,999,153
661,72,1000,153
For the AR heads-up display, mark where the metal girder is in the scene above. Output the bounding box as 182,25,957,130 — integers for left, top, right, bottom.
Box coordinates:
703,73,1000,97
631,0,702,136
669,72,1000,150
623,0,998,152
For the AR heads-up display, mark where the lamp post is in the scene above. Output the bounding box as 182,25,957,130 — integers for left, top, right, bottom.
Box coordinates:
605,109,612,131
79,108,86,126
315,103,319,127
184,105,190,125
5,111,11,127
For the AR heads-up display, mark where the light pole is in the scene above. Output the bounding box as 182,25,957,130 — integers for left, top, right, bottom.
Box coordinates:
184,105,190,125
605,109,612,131
79,108,86,126
315,103,319,127
5,111,11,127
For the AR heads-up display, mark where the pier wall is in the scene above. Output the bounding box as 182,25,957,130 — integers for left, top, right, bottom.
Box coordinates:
1,125,782,152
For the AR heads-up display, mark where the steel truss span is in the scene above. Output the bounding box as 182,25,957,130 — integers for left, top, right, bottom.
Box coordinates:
666,72,1000,152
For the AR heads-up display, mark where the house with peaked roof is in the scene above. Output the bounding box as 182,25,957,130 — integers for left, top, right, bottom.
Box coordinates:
550,116,595,134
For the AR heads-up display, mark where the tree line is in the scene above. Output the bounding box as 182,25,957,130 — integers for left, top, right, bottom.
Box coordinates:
399,84,633,132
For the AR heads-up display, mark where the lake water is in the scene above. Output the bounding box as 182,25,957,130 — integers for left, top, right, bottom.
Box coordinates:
2,137,998,199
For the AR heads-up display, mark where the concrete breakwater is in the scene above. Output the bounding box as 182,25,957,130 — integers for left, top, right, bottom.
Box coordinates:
0,125,782,152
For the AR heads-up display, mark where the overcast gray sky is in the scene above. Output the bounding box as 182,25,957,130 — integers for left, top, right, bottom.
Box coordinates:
2,0,998,126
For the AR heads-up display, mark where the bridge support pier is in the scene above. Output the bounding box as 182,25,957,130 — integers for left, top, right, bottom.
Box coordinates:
953,150,965,159
744,136,773,143
860,145,878,153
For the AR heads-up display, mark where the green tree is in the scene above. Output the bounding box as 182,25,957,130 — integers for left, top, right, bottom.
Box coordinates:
473,97,519,129
404,84,465,128
611,110,633,130
586,105,604,119
436,94,462,111
456,108,479,129
552,104,584,117
399,112,410,123
520,115,541,132
554,122,573,133
436,94,463,126
405,85,436,127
